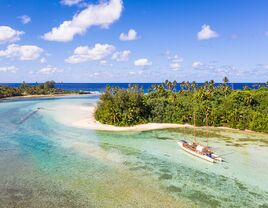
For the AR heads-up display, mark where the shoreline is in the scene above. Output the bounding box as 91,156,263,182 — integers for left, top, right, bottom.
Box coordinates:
73,106,266,134
0,93,92,101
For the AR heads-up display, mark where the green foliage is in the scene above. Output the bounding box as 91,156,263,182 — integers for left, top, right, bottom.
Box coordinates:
95,79,268,133
95,85,149,126
0,81,68,98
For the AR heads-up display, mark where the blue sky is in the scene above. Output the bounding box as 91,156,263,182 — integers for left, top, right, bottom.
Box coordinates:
0,0,268,83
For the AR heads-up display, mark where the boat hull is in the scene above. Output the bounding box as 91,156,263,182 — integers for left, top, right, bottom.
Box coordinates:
178,142,215,163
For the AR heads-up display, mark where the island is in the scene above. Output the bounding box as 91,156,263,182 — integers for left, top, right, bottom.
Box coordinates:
0,81,90,99
94,78,268,133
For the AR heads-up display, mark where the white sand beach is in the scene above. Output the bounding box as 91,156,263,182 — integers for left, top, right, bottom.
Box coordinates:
72,106,199,131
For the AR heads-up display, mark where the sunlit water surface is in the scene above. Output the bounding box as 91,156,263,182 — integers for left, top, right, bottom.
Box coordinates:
0,95,267,208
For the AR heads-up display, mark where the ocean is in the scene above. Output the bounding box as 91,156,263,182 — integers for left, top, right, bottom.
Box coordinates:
0,85,268,207
0,82,264,93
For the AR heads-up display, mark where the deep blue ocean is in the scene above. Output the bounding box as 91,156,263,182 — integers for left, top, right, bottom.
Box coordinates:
0,83,263,93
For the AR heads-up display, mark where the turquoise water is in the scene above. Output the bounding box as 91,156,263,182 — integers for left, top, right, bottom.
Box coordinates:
0,95,268,208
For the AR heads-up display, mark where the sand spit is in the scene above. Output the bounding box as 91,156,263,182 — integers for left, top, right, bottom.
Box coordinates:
72,106,268,136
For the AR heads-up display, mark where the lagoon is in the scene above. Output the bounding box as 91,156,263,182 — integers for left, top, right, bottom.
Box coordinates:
0,95,267,207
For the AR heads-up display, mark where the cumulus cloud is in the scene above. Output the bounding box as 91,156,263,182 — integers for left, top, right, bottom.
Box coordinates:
0,66,18,73
197,24,218,40
61,0,83,6
99,60,107,65
134,58,152,66
40,57,47,63
192,61,204,69
38,65,63,74
43,0,123,42
192,61,236,76
18,15,31,24
111,50,130,61
128,70,143,75
66,43,115,64
0,44,43,60
169,63,181,70
166,52,183,70
0,26,24,44
119,29,137,41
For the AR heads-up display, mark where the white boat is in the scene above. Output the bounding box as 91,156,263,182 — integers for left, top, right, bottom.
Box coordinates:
178,141,223,163
178,112,223,163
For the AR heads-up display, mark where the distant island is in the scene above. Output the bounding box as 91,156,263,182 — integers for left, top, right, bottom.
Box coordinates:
95,77,268,133
0,81,90,99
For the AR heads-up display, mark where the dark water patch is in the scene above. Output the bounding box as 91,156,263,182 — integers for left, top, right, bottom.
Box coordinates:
0,183,93,208
239,138,268,145
129,165,153,172
159,168,170,173
159,173,172,180
235,180,248,191
165,127,227,140
233,143,245,147
155,136,173,140
167,185,182,193
188,190,220,207
100,142,141,157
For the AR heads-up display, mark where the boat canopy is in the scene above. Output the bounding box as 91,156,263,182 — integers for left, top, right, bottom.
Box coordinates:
196,145,204,152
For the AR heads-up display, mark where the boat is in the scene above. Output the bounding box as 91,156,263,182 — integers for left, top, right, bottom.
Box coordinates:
178,140,222,163
178,112,223,163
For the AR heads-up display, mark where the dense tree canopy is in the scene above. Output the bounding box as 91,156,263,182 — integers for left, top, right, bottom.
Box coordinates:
0,81,69,98
95,79,268,133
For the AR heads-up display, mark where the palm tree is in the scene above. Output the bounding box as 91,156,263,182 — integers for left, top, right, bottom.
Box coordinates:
186,81,191,91
204,81,209,91
191,81,197,92
180,81,186,91
209,80,215,92
164,80,169,89
223,76,229,85
172,80,177,92
223,76,229,97
167,81,173,91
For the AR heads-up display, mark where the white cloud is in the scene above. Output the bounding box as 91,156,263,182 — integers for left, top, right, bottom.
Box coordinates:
134,58,152,66
197,24,218,40
167,52,183,70
40,57,47,63
111,50,130,61
99,60,107,65
192,61,204,69
66,43,115,64
0,44,43,60
38,66,63,74
61,0,83,6
0,66,18,73
128,70,143,75
0,26,24,44
43,0,123,42
18,15,31,24
169,63,181,70
119,29,137,41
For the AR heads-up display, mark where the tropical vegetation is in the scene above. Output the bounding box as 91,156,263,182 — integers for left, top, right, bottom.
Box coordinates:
0,81,76,99
95,78,268,133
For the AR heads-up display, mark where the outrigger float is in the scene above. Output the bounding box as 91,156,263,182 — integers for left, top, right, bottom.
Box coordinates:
178,112,223,163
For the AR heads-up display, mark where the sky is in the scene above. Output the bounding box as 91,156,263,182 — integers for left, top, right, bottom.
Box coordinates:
0,0,268,83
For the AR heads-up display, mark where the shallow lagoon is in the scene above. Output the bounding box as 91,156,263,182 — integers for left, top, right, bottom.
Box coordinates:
0,95,268,208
